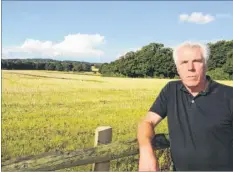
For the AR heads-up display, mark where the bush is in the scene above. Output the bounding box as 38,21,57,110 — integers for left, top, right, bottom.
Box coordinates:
207,68,230,80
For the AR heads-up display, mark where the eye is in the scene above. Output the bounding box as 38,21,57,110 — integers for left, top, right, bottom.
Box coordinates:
181,61,188,64
193,59,202,63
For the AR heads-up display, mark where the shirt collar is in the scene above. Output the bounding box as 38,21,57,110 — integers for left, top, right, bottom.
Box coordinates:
179,75,213,96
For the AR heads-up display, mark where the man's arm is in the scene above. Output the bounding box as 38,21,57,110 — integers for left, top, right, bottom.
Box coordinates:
137,111,163,171
137,82,170,171
137,111,163,149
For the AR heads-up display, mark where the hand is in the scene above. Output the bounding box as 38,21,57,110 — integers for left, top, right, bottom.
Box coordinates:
138,150,160,172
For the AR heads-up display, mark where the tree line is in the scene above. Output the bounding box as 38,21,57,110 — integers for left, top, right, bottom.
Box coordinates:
2,40,233,80
99,40,233,80
1,59,102,72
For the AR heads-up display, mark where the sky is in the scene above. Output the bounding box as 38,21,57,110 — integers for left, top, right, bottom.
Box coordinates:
2,1,233,63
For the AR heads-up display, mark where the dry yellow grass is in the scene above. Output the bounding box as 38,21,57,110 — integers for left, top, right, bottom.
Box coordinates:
2,70,233,171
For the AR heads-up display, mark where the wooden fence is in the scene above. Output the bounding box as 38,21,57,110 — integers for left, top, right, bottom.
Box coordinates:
1,126,171,171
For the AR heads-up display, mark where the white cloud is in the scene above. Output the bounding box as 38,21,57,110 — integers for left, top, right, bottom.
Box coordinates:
179,12,215,24
3,33,105,59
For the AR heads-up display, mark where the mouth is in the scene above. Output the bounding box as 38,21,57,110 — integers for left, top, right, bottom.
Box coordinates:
187,76,197,79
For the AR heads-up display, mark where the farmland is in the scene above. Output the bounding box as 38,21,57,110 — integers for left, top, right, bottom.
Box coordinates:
2,70,233,171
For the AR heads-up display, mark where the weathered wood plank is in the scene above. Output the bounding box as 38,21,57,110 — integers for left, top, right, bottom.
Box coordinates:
92,126,112,171
2,134,170,171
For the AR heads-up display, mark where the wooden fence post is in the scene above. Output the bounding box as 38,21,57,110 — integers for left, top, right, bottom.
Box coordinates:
92,126,112,172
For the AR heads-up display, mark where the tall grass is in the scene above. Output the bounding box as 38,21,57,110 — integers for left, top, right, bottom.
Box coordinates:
2,70,232,171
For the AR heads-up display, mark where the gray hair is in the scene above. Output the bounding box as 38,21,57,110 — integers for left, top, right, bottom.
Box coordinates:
173,41,210,65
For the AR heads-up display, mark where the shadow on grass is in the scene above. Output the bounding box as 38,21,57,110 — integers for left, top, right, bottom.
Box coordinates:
8,72,104,83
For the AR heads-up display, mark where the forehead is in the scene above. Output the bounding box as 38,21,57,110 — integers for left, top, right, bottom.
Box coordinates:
177,45,203,61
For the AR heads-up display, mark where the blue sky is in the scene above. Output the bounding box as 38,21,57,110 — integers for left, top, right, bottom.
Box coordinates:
2,1,233,63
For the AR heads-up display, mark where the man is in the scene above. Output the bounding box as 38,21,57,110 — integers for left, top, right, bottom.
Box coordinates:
137,41,233,171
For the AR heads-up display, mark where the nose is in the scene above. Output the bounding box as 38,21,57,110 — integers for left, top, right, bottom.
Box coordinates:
188,61,194,71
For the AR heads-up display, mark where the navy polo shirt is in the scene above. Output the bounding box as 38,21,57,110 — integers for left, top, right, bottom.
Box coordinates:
149,75,233,171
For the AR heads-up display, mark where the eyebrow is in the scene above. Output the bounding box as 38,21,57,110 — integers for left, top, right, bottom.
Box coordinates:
180,58,203,63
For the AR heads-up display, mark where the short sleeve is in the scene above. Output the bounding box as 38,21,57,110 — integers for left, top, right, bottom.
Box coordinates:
149,82,170,119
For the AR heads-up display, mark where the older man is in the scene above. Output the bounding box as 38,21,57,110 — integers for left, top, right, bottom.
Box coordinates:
137,42,233,171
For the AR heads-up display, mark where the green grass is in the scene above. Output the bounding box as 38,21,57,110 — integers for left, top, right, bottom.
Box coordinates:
2,70,233,171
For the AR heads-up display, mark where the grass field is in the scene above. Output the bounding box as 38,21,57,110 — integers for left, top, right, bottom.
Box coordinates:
2,70,233,171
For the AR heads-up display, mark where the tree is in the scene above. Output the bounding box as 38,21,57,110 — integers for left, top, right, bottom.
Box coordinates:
24,62,35,70
45,63,56,70
207,68,230,80
81,63,91,71
55,63,64,71
2,40,232,80
35,63,46,70
207,40,233,70
152,48,177,78
62,63,73,71
72,63,82,72
223,50,233,76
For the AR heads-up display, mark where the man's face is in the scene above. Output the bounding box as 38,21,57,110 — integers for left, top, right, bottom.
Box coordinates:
176,46,206,87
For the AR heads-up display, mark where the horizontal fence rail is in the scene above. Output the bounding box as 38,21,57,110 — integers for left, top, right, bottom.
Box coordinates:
2,126,170,171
